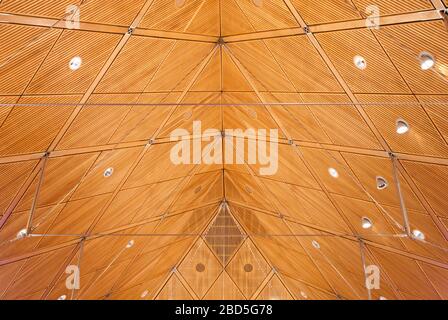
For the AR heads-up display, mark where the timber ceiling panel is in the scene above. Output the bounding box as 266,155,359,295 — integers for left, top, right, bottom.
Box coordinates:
0,0,447,301
221,0,297,36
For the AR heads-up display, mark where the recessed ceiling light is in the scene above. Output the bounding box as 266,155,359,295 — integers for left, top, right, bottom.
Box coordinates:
379,296,387,300
376,176,389,190
312,240,320,249
141,290,149,298
58,295,67,300
396,119,410,135
328,168,339,178
126,240,135,248
244,264,254,273
361,217,373,230
300,291,308,299
103,167,114,178
69,56,82,70
353,55,367,70
412,229,425,241
419,52,435,70
16,228,28,239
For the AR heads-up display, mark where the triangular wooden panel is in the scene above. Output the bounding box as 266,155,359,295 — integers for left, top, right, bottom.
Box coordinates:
222,49,253,92
204,271,245,300
257,275,294,300
191,48,221,92
226,239,271,299
178,238,222,299
0,0,447,301
140,0,220,36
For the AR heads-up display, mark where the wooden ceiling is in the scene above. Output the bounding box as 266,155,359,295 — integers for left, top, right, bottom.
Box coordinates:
0,0,448,300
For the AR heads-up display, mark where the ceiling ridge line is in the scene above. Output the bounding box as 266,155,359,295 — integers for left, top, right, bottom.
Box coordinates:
221,45,377,296
222,41,365,237
0,0,158,231
225,137,342,296
222,9,443,42
83,162,222,300
151,203,224,300
224,203,300,300
0,12,219,43
1,46,221,267
250,269,276,300
0,0,87,70
135,0,215,101
115,138,224,299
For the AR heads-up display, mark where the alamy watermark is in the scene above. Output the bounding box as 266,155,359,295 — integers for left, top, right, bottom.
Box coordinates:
170,121,279,176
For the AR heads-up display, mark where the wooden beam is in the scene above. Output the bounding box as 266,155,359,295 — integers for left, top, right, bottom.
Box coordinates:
2,133,448,167
229,201,448,270
281,0,448,242
0,13,218,43
0,0,157,230
224,27,304,43
151,203,224,300
134,28,218,42
0,201,220,267
223,10,442,43
226,203,303,300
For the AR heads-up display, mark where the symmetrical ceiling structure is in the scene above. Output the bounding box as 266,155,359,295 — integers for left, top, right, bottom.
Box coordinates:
0,0,448,300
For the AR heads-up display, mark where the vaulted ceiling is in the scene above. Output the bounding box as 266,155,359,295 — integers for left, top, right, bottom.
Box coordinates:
0,0,448,300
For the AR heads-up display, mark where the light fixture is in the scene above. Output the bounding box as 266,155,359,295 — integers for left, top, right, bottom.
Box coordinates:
126,240,135,248
69,56,82,70
353,55,367,70
58,295,67,300
328,168,339,178
103,167,114,178
16,229,28,239
412,229,425,241
361,217,373,230
376,176,389,190
312,240,320,249
141,290,149,298
396,119,410,135
379,296,387,300
419,52,435,70
300,291,308,299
